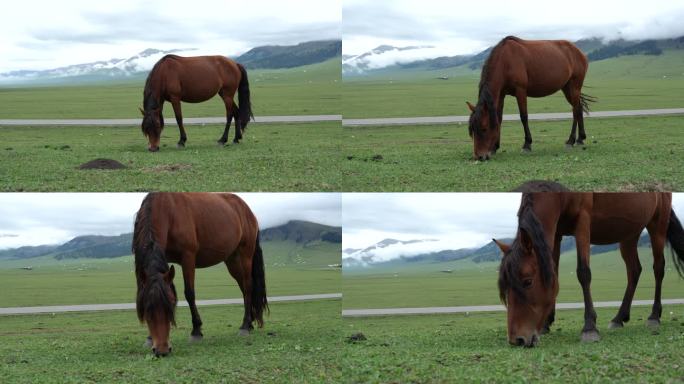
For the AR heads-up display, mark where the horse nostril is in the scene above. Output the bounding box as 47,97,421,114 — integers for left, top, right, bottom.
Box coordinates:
515,337,526,346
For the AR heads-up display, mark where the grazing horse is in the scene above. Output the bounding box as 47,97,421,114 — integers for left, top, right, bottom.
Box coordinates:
133,192,267,357
467,36,595,160
140,55,254,152
496,192,684,347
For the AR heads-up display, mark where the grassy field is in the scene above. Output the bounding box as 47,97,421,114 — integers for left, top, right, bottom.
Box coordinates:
341,115,684,191
0,240,340,308
342,305,684,383
343,51,684,118
343,247,684,310
0,300,342,383
0,121,342,192
0,58,341,119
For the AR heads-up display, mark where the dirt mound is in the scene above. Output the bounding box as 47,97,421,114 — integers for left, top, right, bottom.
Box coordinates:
78,158,127,170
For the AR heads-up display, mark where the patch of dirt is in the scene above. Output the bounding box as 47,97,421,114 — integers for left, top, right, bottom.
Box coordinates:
615,181,673,192
78,158,127,170
144,163,192,172
347,332,367,343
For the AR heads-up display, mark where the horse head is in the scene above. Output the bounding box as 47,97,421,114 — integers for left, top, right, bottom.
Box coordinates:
136,264,177,356
496,206,557,347
140,107,163,152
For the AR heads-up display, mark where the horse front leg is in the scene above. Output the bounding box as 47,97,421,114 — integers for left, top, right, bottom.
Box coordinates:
515,91,532,152
575,213,599,342
170,99,187,148
542,234,562,334
181,260,203,342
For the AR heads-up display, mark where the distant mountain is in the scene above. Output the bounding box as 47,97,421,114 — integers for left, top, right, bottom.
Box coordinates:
0,220,339,261
344,233,650,269
343,35,684,75
0,40,341,85
260,220,341,244
236,40,341,69
0,48,189,85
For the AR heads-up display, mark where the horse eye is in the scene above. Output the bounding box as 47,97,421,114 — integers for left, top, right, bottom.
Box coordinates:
522,278,533,289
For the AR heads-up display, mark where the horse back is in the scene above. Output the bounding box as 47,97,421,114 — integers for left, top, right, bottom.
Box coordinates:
157,56,241,102
152,193,256,266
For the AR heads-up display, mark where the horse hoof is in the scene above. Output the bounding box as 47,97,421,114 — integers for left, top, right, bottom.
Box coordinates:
189,334,203,343
646,319,660,328
238,329,250,337
217,141,227,147
608,321,623,330
143,337,153,348
521,148,531,153
581,330,600,342
177,143,185,149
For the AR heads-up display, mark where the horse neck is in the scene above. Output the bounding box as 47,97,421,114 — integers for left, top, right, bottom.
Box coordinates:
526,194,561,258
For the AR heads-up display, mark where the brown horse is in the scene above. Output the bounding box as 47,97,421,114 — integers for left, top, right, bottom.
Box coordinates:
140,55,254,152
133,192,267,357
496,192,684,347
467,36,595,160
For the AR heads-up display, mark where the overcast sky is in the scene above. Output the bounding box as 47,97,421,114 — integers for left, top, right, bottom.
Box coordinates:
343,0,684,58
0,193,341,249
0,0,341,73
343,193,684,261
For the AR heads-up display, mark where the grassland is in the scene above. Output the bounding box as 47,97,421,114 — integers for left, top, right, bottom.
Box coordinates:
0,58,341,119
343,247,684,310
0,240,340,308
342,305,684,383
0,300,342,383
343,51,684,118
341,115,684,191
0,121,342,192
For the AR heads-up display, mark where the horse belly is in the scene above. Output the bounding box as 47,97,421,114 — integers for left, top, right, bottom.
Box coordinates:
589,194,657,244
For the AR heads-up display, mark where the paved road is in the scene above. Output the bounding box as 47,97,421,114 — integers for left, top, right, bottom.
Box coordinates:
0,114,341,126
342,298,684,317
0,293,341,315
343,108,684,127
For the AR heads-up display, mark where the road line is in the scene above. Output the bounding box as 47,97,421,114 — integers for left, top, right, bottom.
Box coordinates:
0,115,341,126
0,293,341,315
342,298,684,317
343,108,684,127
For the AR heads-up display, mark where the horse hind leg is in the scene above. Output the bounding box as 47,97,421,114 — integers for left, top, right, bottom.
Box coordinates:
232,101,243,143
562,84,584,147
647,228,666,328
225,254,253,336
217,92,235,146
608,236,642,329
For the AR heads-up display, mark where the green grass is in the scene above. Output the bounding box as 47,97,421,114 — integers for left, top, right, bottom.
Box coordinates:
343,51,684,118
0,241,340,308
0,300,342,383
340,115,684,191
342,305,684,383
0,58,341,119
0,121,342,192
343,247,684,310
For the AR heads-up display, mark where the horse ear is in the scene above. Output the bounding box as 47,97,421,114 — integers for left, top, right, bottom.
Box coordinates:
466,101,476,113
165,265,175,283
493,238,511,254
519,228,534,253
139,107,145,116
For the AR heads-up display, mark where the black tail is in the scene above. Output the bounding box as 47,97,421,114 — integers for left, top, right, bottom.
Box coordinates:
251,232,268,327
667,209,684,278
580,93,597,114
237,63,254,130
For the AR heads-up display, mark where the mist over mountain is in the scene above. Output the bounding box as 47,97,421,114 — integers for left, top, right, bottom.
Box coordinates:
0,40,342,85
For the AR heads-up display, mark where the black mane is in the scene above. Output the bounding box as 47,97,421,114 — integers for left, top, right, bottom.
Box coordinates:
469,36,521,137
133,193,176,324
142,55,180,111
498,193,555,303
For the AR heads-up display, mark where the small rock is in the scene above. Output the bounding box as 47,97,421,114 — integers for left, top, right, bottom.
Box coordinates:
347,332,367,342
